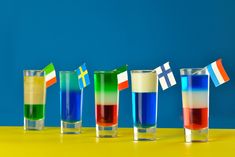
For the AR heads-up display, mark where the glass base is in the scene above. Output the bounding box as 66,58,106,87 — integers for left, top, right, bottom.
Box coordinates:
24,118,44,130
96,124,118,138
61,121,82,134
184,128,208,143
134,126,156,141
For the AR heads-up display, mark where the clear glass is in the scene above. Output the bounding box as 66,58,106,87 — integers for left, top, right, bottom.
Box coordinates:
131,70,158,141
94,71,119,138
24,70,46,130
180,68,210,142
60,71,83,134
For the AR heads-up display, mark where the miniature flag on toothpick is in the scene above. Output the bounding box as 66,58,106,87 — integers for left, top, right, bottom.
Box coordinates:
114,65,129,91
206,59,230,87
155,62,176,90
43,63,57,88
76,63,90,89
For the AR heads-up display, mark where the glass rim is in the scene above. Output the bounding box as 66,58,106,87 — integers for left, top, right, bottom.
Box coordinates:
59,70,76,73
131,70,155,73
180,68,208,75
23,70,44,72
180,68,204,71
24,70,45,77
94,70,116,74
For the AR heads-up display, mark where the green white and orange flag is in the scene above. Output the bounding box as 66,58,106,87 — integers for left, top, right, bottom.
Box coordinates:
113,65,129,91
43,63,57,88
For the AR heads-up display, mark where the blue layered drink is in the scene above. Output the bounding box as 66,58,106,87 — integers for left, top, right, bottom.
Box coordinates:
180,68,209,142
60,71,83,134
131,70,158,141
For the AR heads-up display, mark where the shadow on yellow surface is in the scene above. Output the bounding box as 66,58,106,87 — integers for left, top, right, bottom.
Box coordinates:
0,127,235,157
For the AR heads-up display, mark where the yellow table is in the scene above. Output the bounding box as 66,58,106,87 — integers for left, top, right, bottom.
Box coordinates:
1,127,235,156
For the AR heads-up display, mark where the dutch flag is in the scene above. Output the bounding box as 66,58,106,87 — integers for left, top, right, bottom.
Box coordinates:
206,59,230,87
155,62,176,90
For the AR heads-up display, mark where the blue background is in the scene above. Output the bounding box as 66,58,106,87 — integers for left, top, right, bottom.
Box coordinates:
0,0,234,128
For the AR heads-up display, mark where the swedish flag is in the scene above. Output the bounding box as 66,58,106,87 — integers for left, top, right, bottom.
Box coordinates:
77,63,90,89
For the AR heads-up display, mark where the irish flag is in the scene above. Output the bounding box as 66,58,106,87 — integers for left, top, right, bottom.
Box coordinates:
114,65,129,91
43,63,57,88
206,59,230,87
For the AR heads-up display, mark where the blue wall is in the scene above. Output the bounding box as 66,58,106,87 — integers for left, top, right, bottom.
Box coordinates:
0,0,234,128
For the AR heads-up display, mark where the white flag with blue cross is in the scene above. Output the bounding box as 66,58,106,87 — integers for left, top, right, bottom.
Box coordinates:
155,62,176,90
76,63,90,89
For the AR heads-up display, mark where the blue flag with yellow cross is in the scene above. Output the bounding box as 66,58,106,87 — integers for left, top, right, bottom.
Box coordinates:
76,63,90,89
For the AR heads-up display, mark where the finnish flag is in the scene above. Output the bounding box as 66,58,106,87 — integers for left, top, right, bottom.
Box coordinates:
155,62,176,90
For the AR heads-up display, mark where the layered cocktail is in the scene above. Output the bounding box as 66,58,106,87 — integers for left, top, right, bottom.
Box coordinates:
94,71,119,137
180,68,209,142
24,70,46,130
131,70,158,141
60,71,83,134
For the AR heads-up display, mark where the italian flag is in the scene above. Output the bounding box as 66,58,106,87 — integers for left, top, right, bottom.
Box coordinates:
114,65,129,91
43,63,57,88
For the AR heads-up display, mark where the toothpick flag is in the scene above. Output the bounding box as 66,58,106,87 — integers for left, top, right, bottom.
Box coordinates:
206,59,230,87
114,65,129,91
43,63,57,88
155,62,176,90
76,63,90,89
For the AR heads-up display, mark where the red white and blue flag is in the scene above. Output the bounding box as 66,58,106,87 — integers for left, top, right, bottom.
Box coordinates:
206,59,230,87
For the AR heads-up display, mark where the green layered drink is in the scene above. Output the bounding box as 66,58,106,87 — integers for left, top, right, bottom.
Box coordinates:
94,71,119,138
24,70,46,130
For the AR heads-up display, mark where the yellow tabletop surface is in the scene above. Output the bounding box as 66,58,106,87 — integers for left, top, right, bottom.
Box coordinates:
1,127,235,157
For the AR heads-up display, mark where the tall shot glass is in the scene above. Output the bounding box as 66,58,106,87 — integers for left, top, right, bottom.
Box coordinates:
131,70,158,141
94,71,119,138
60,71,83,134
24,70,46,130
180,68,210,142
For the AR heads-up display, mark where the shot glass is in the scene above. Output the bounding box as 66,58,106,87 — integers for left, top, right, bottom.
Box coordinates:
24,70,46,130
60,71,83,134
180,68,209,142
131,70,158,141
94,71,119,138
